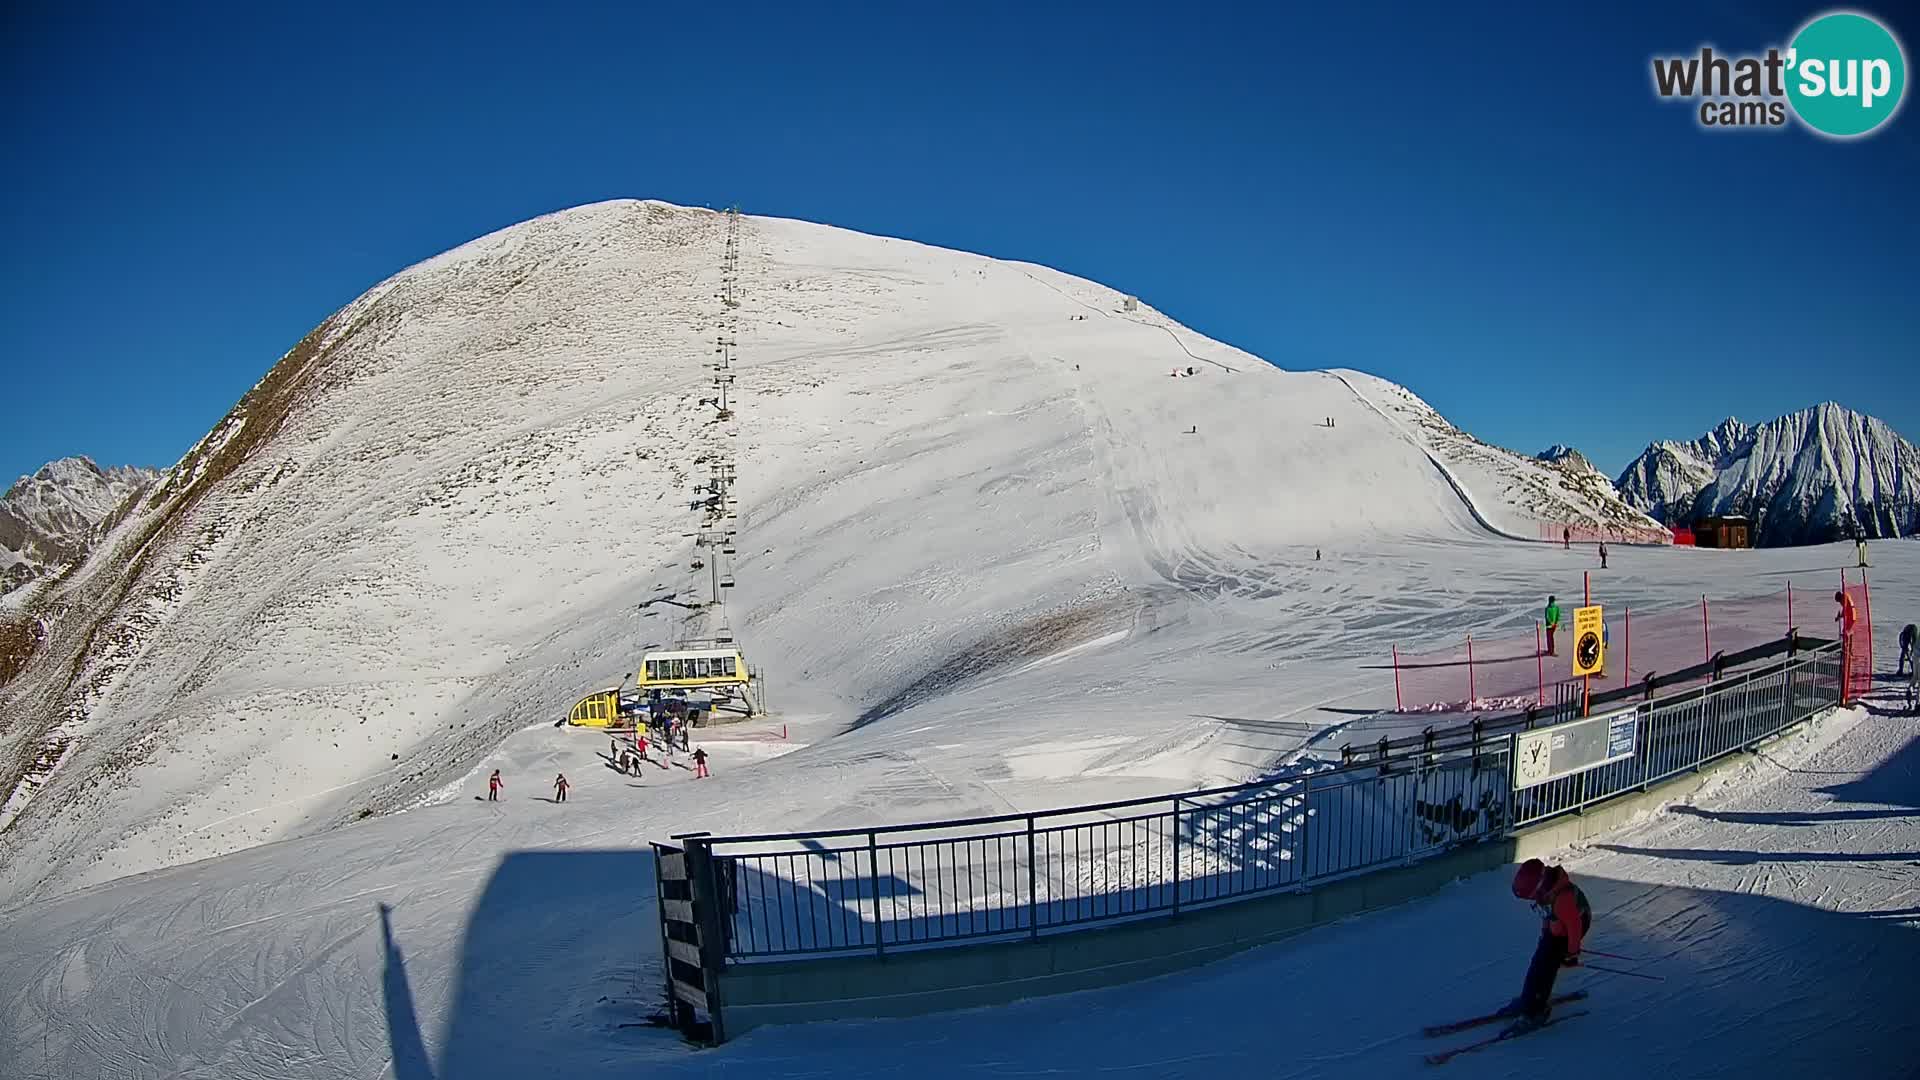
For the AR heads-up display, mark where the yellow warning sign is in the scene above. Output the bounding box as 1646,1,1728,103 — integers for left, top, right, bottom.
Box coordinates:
1572,605,1605,677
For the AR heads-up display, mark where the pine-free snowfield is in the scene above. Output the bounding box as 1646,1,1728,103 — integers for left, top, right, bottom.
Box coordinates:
2,541,1913,1080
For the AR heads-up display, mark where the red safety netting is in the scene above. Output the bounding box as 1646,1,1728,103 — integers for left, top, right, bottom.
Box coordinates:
1389,583,1833,715
1841,574,1873,703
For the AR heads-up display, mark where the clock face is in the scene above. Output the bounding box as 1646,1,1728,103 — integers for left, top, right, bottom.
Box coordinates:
1576,631,1602,672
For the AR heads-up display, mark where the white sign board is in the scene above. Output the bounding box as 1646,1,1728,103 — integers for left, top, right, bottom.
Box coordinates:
1513,706,1639,789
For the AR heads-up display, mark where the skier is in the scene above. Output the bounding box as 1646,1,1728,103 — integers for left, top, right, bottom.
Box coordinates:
693,747,710,779
487,769,503,802
1543,595,1563,657
1562,526,1571,550
1597,541,1608,570
1507,858,1590,1030
1835,590,1857,639
637,732,650,761
1898,623,1917,676
553,773,570,803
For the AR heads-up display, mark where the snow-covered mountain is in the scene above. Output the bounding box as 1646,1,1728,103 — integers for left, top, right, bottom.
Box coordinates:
1615,418,1749,524
0,457,158,598
1536,444,1602,476
0,200,1671,904
1616,407,1920,545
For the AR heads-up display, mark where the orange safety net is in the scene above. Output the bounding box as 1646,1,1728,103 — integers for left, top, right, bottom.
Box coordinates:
1389,586,1808,715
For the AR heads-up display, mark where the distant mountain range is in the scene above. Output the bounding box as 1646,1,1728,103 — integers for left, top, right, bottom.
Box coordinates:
1616,404,1920,546
1,458,158,597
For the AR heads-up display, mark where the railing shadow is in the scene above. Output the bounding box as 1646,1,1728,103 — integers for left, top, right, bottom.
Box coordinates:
378,902,437,1080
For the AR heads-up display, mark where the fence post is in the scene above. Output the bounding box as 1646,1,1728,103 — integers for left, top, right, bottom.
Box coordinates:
1170,798,1183,913
1786,581,1793,636
1536,622,1544,706
1392,645,1403,711
1026,816,1039,941
1701,595,1711,665
1862,568,1874,682
1623,608,1632,689
683,836,730,1044
1467,634,1476,704
1297,780,1312,886
867,831,884,958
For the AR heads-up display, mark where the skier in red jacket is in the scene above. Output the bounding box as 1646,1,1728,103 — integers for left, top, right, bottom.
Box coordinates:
1507,858,1591,1029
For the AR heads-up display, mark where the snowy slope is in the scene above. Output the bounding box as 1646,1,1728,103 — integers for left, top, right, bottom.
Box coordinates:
0,541,1908,1080
0,457,157,597
1333,371,1668,542
1,200,1583,906
1618,406,1920,545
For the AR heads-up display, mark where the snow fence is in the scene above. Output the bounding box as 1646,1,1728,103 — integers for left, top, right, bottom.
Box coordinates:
1390,576,1870,714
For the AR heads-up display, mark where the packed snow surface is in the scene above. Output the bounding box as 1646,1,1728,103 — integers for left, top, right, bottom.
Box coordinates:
0,201,1642,904
0,541,1911,1080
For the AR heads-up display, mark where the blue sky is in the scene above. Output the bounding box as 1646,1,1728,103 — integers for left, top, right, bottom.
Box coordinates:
2,1,1914,485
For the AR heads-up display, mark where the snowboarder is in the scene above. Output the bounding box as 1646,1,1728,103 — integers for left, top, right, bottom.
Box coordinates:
637,732,650,761
1562,526,1571,550
553,773,570,803
693,747,710,779
1597,541,1608,570
1835,590,1857,639
487,770,503,802
1898,623,1917,676
1508,858,1590,1029
1543,596,1562,657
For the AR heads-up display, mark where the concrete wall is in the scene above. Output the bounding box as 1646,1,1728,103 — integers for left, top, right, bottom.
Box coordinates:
716,725,1818,1039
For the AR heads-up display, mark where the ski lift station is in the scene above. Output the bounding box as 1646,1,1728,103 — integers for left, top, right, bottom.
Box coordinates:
566,645,762,728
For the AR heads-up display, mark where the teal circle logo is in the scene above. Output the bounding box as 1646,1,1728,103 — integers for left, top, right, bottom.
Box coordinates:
1786,11,1907,137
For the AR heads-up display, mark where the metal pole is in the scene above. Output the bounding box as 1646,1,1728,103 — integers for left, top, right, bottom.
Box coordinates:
1787,582,1793,636
1298,781,1312,885
867,832,884,957
1170,799,1182,913
1467,634,1476,704
1862,568,1874,684
1701,595,1711,666
1536,622,1544,706
1392,645,1403,711
1623,608,1631,690
1026,816,1039,941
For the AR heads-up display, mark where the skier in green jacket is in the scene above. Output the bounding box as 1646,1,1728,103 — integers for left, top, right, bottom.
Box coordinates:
1544,596,1563,657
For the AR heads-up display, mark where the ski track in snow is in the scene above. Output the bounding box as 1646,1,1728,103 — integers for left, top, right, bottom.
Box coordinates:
0,201,1913,1078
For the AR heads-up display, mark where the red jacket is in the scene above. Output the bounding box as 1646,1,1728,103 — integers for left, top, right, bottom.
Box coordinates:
1535,871,1587,955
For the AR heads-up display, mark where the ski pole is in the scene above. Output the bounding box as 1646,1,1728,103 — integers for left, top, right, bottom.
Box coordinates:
1581,949,1642,962
1583,961,1663,980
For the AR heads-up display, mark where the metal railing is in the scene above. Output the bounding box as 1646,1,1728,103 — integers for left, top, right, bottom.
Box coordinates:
683,643,1843,963
1512,643,1843,825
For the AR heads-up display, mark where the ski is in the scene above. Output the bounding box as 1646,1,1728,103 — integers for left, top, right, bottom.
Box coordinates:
1421,991,1587,1037
1425,1010,1587,1066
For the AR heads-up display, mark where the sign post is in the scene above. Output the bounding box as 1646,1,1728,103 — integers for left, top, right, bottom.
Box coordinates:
1571,604,1605,716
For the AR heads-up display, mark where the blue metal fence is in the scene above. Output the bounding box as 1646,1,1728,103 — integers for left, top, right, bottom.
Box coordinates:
687,643,1843,963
